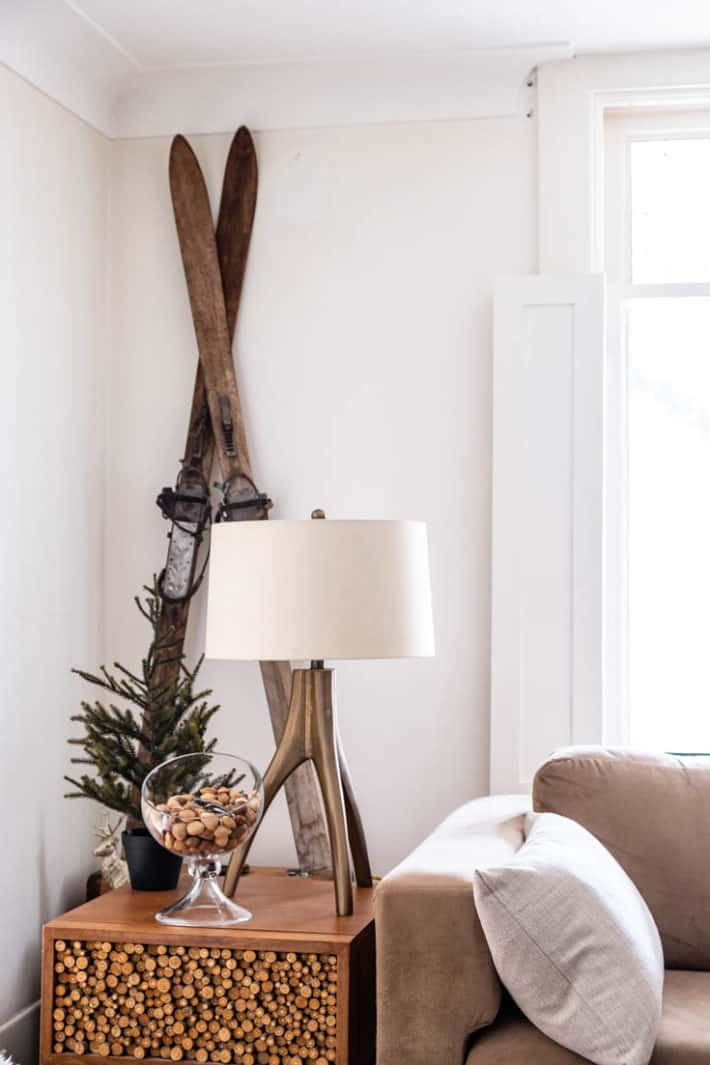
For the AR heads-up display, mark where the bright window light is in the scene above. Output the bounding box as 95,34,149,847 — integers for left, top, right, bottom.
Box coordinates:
631,139,710,284
628,299,710,751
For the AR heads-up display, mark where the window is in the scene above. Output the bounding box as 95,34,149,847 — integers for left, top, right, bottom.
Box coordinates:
605,110,710,753
630,138,710,283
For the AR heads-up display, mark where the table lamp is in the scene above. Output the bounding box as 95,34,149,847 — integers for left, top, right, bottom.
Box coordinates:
205,512,435,915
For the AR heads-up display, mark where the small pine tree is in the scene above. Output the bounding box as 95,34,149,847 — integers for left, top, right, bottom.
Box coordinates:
65,579,221,826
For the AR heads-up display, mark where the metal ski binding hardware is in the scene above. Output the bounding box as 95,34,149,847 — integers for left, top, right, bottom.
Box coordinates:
156,464,212,601
217,472,273,523
218,395,237,456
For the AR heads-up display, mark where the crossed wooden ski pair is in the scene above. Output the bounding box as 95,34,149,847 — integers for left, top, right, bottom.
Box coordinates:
151,128,372,891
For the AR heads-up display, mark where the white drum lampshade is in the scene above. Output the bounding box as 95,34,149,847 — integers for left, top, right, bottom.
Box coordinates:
205,519,435,662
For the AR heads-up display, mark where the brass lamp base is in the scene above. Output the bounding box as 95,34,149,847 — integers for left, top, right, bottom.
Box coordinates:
224,667,372,915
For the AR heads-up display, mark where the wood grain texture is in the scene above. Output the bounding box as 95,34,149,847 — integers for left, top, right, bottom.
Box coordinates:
346,926,375,1065
259,662,331,874
40,872,375,1065
45,874,373,941
157,130,330,871
47,940,338,1063
216,129,258,343
142,364,215,796
169,134,251,475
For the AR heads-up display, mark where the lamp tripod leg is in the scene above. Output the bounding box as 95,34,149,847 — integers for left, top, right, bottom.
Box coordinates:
312,723,354,917
224,728,304,898
337,732,373,887
224,668,366,916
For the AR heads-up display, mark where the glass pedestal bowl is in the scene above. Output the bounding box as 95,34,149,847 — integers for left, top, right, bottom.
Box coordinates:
141,752,263,927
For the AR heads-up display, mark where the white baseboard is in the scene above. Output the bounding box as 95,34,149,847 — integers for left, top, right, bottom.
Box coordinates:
0,1000,40,1064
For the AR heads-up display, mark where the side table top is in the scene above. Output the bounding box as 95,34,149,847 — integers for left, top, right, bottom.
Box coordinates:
45,869,375,943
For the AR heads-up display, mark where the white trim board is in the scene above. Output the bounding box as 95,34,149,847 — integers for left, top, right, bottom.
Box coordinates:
0,2,571,138
111,48,558,140
491,274,605,793
537,48,710,275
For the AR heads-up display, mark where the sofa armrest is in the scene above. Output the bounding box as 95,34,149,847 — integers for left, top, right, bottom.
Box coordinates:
375,794,529,1065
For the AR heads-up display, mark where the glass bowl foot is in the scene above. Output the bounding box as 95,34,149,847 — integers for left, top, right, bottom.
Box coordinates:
155,861,252,927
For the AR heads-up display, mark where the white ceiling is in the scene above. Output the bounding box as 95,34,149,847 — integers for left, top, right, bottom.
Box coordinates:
66,0,710,67
2,0,710,138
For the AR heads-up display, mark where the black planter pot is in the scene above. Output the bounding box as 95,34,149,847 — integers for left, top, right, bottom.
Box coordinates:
122,828,182,891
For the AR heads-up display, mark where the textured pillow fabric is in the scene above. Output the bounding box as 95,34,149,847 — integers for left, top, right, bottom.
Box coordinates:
473,812,663,1065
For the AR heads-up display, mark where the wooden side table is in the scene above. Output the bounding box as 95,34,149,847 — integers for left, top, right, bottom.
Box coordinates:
41,871,375,1065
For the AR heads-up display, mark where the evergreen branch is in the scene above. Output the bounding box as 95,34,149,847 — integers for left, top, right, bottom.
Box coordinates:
112,661,149,688
67,577,223,824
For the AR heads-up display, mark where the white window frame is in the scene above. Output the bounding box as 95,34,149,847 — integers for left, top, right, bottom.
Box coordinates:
534,51,710,759
605,109,710,295
538,52,710,277
603,107,710,747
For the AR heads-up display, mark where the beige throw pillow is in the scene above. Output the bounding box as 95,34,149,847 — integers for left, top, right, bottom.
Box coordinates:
473,812,663,1065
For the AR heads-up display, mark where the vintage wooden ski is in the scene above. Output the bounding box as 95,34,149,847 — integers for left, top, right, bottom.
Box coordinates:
136,336,214,822
156,128,267,614
168,131,333,874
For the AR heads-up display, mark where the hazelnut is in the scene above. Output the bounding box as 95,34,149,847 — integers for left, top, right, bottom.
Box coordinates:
214,827,230,849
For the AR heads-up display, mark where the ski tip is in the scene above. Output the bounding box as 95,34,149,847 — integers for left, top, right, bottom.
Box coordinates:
224,127,257,190
169,134,211,207
169,134,199,171
229,126,256,159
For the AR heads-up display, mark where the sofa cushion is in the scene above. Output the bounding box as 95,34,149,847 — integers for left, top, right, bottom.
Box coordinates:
467,999,589,1064
473,812,663,1065
467,972,710,1065
533,748,710,968
652,971,710,1065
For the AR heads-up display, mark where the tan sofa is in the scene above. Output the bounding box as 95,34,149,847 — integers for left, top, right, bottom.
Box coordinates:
375,748,710,1065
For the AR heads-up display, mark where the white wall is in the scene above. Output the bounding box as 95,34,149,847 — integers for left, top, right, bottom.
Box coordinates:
0,82,535,1058
0,67,109,1060
107,117,536,875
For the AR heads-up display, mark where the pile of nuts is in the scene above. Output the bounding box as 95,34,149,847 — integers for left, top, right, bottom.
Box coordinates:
150,785,260,857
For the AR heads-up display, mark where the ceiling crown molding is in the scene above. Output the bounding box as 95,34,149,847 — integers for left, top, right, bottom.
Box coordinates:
113,45,571,139
1,1,571,137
